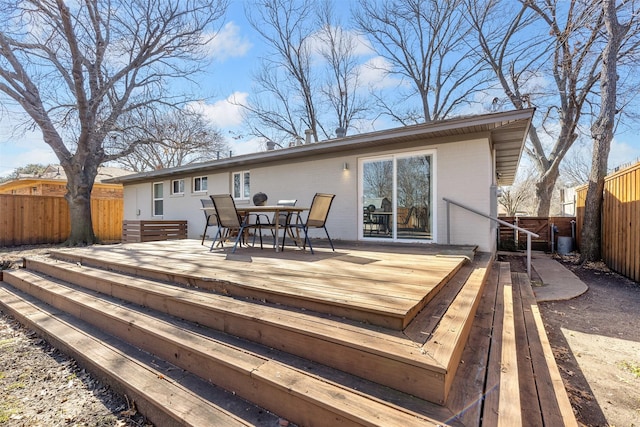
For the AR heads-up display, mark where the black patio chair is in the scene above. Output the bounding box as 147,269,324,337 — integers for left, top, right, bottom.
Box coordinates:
255,199,298,249
209,194,260,253
284,193,335,254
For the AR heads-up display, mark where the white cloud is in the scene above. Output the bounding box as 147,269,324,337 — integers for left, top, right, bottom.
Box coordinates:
230,136,263,156
188,92,249,128
0,142,58,177
358,56,401,90
609,138,640,170
206,22,252,62
0,114,59,177
187,93,264,156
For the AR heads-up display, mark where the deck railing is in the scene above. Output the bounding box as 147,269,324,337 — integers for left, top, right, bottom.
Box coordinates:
443,197,539,278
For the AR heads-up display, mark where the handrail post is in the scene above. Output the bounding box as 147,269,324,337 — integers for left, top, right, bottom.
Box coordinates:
446,200,451,244
527,234,532,279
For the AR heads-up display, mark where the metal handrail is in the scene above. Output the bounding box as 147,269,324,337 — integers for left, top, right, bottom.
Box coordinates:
443,197,539,278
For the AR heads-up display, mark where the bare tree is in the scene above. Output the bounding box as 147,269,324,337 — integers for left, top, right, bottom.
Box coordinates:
580,0,634,262
468,0,640,217
244,0,366,145
466,0,604,216
561,142,592,187
353,0,490,124
0,0,227,245
112,109,228,172
245,0,319,143
498,168,538,216
316,0,368,136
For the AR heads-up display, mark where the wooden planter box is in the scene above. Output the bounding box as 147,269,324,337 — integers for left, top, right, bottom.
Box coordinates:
122,220,188,243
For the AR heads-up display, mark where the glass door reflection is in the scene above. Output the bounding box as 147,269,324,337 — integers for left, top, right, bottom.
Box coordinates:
361,152,433,241
362,159,393,239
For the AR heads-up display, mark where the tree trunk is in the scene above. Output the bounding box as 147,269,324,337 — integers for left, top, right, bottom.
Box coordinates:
63,163,98,246
579,0,627,263
535,166,560,216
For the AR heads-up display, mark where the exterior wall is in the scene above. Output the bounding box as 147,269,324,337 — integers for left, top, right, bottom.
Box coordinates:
436,139,494,251
121,135,497,251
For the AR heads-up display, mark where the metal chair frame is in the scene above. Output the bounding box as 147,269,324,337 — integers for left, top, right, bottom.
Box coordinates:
209,194,260,253
254,199,300,249
284,193,335,254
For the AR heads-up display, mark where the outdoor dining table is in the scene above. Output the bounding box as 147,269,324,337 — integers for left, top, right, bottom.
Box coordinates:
236,205,308,252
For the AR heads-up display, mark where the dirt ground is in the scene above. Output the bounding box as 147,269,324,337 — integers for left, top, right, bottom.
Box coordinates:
1,245,639,426
0,245,152,426
502,253,640,427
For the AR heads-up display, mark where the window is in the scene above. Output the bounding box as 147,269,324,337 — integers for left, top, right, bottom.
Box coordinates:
153,182,164,216
171,179,184,195
232,171,250,199
193,176,208,193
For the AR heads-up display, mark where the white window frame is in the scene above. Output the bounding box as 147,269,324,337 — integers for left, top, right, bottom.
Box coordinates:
152,182,164,217
193,176,208,193
232,170,251,200
171,179,184,196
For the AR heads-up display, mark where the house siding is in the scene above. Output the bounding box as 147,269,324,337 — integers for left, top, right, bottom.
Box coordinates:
436,139,493,250
122,135,498,251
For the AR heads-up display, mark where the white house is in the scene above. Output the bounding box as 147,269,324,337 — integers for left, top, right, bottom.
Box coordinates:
107,108,534,253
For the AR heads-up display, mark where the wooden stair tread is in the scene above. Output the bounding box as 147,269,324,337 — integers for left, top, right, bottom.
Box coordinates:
512,272,578,427
445,261,502,426
0,284,266,427
2,269,454,426
420,252,492,402
8,263,448,402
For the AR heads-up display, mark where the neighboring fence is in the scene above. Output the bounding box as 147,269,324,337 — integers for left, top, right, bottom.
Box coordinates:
0,194,123,246
576,161,640,282
498,216,576,252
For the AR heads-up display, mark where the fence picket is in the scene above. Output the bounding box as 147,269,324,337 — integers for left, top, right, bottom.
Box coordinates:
576,161,640,283
0,194,122,246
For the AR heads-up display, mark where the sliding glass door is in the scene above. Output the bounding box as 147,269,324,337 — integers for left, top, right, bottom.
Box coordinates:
361,151,434,241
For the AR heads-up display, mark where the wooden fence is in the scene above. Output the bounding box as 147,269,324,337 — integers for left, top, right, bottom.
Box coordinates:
0,194,123,246
498,216,576,252
576,161,640,282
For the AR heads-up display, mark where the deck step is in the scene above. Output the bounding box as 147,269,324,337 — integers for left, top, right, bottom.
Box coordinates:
20,257,444,402
1,268,456,427
20,251,490,405
0,283,275,427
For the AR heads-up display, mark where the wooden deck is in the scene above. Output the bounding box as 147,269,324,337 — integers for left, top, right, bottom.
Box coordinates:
0,239,576,426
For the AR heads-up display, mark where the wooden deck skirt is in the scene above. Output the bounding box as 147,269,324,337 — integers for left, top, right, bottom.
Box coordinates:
122,220,187,243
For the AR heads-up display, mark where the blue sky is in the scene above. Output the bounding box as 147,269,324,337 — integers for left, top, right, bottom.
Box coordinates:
1,1,639,178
